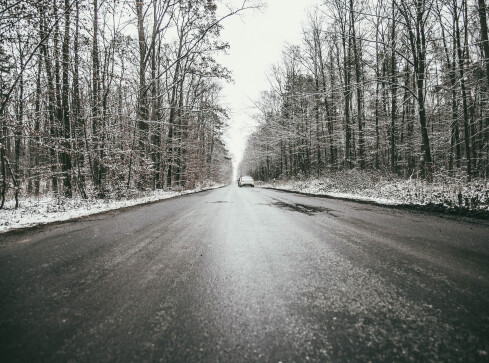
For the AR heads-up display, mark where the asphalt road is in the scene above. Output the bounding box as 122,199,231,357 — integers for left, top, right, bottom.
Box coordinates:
1,185,489,362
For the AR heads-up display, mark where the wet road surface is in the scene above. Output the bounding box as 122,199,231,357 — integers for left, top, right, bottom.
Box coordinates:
1,185,489,361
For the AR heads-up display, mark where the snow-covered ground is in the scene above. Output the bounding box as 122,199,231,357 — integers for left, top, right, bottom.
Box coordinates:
0,183,224,234
258,170,489,215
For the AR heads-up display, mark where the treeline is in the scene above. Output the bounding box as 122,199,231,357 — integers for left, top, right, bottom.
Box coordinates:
240,0,489,184
0,0,250,207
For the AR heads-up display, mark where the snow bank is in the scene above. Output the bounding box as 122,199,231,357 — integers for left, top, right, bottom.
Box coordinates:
259,170,489,214
0,183,224,234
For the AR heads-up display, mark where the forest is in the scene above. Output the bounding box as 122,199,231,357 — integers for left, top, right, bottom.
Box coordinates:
0,0,251,208
240,0,489,188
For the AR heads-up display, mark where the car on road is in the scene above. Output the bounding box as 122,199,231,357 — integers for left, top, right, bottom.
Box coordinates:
238,176,255,187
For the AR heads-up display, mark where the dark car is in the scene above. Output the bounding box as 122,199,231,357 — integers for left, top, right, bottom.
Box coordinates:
238,176,254,187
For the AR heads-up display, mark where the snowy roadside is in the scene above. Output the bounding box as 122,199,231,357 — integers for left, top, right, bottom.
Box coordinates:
0,184,225,234
257,171,489,217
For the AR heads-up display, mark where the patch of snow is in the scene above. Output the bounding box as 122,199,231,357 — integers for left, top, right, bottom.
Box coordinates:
0,184,224,234
259,170,489,213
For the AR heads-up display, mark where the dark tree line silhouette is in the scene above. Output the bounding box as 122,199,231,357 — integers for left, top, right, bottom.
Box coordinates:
240,0,489,185
1,0,255,207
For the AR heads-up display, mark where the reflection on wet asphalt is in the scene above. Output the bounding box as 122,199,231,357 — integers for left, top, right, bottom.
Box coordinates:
1,185,489,361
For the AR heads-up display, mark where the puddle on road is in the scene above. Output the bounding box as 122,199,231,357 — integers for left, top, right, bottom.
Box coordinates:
272,201,336,216
207,199,335,216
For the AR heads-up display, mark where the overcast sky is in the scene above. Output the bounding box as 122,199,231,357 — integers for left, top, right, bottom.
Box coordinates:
217,0,320,172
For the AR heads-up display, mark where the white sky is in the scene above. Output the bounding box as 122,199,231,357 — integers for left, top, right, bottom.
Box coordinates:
217,0,320,173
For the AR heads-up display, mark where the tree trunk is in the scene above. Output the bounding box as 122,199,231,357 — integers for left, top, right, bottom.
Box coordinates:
166,26,184,189
453,0,472,180
61,0,72,197
390,7,398,173
398,0,433,181
92,0,102,191
136,0,149,166
342,31,352,168
350,0,365,169
39,6,59,193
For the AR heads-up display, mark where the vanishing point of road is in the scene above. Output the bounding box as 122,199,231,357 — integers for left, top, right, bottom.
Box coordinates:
1,185,488,362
